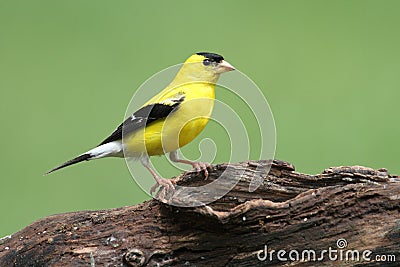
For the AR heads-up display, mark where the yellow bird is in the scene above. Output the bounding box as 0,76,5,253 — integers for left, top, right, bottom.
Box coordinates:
47,52,235,193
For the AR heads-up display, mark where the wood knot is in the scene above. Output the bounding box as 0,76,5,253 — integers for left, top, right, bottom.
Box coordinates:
124,248,146,266
90,213,107,224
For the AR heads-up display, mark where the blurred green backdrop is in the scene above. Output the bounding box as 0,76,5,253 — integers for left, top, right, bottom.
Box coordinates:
1,0,399,237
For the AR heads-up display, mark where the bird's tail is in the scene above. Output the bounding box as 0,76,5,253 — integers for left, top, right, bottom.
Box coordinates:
46,154,92,174
46,141,123,174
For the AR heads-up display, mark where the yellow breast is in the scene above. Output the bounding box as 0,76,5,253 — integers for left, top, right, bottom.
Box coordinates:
124,83,215,156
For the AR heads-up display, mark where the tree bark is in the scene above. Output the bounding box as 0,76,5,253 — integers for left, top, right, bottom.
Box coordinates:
1,160,399,266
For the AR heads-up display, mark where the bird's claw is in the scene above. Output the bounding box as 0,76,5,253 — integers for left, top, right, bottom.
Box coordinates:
150,177,176,195
191,162,211,179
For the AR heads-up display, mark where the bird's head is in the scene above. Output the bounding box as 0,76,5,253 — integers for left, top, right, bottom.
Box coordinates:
177,52,235,83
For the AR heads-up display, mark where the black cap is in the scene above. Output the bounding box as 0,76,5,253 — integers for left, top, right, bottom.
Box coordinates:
196,52,224,63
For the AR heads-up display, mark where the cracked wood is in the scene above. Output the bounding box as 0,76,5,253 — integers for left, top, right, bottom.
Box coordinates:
0,160,399,266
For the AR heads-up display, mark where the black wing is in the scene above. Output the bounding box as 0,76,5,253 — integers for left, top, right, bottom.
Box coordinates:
99,101,183,146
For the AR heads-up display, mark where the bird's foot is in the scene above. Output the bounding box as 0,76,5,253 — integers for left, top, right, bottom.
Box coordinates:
190,161,211,179
150,177,176,195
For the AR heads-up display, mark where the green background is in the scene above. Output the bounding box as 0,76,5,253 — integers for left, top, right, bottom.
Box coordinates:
1,1,399,237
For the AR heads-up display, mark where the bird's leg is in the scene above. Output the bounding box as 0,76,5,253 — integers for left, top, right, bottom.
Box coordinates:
169,150,210,178
140,156,175,195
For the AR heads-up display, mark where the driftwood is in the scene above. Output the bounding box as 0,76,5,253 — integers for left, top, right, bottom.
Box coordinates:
0,160,399,266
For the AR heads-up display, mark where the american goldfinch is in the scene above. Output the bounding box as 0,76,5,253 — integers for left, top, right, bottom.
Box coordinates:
47,52,235,193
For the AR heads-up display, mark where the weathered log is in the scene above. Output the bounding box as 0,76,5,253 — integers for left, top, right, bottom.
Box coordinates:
0,160,399,266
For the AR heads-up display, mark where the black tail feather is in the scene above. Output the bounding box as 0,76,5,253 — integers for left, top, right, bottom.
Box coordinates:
46,154,92,174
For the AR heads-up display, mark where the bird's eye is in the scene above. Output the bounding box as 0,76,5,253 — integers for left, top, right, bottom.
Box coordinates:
203,59,211,66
